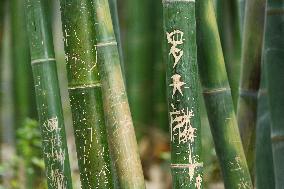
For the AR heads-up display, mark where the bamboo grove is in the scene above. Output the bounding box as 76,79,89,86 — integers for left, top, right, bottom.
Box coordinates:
0,0,283,188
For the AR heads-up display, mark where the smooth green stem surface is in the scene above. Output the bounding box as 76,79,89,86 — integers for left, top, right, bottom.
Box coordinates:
11,0,36,135
59,1,114,188
255,67,275,189
163,1,202,188
264,1,284,188
25,0,73,188
237,0,266,178
92,0,145,188
196,0,252,188
153,0,168,132
108,0,124,77
216,0,241,110
125,0,154,132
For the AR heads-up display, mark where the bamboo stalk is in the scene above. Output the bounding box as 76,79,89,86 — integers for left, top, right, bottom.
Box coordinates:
196,0,253,188
124,0,154,131
153,0,168,132
238,0,246,33
10,0,36,137
255,66,275,189
216,0,241,110
163,1,203,188
108,0,124,76
237,0,266,178
264,1,284,188
91,0,145,188
0,0,5,184
24,0,73,188
59,1,114,188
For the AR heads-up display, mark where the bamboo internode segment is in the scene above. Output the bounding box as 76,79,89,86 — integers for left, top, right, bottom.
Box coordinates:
92,0,145,187
196,0,253,188
237,0,266,179
264,1,284,188
25,0,73,188
163,1,203,188
216,0,242,110
59,0,115,188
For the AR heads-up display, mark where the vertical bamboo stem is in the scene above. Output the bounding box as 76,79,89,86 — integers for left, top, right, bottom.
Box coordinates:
59,0,114,188
25,0,73,188
124,0,154,131
196,0,253,188
216,0,241,110
153,0,168,132
255,66,275,189
91,0,146,187
163,0,203,188
264,1,284,188
237,0,266,178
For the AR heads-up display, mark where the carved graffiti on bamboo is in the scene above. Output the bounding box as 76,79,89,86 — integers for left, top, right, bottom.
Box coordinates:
230,156,250,189
48,166,67,189
170,104,196,144
167,30,184,68
75,127,93,165
170,74,186,98
171,147,203,183
195,174,202,189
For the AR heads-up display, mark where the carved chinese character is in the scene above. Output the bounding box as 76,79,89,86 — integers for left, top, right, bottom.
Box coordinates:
167,30,184,68
170,74,186,98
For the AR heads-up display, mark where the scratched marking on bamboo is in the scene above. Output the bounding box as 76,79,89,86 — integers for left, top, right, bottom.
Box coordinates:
230,156,250,189
170,74,187,98
42,117,67,188
167,30,184,68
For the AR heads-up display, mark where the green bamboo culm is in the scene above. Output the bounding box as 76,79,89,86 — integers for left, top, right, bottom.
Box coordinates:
153,0,168,132
255,64,275,189
238,0,246,33
108,0,124,76
125,0,154,133
91,0,145,188
264,1,284,188
163,1,203,188
10,0,36,139
0,0,5,184
216,0,241,110
59,1,114,188
24,0,73,188
196,0,253,188
237,0,266,178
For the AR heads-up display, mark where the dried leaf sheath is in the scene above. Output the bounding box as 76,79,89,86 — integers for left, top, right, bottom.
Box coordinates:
196,0,253,188
59,0,114,188
91,0,145,188
163,1,203,188
24,0,73,188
